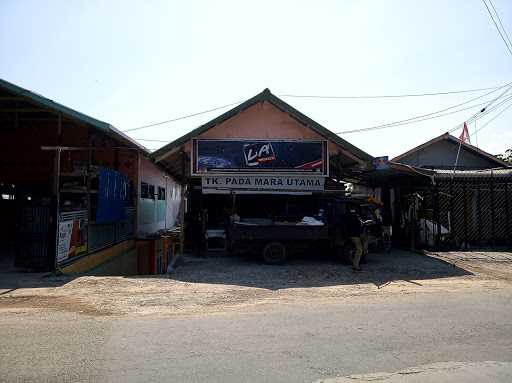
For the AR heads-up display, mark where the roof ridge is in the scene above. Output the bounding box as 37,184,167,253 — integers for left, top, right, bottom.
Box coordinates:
151,88,373,163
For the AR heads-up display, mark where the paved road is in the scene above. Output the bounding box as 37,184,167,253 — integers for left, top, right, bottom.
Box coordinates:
1,289,512,382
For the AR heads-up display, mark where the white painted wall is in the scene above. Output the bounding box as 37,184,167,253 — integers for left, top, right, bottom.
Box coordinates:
137,155,181,238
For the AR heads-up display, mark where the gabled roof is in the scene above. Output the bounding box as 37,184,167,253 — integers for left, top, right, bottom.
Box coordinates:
151,88,372,163
0,78,148,153
392,132,508,167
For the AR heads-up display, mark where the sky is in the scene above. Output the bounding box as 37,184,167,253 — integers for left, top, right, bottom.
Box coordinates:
1,0,511,158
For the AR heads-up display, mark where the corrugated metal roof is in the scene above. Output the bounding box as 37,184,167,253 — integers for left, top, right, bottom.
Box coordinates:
0,78,148,153
392,132,507,168
434,167,512,178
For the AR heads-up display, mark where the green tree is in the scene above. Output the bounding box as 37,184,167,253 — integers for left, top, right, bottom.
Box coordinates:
497,148,512,165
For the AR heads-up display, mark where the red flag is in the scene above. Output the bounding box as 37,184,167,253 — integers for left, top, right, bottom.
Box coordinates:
459,122,471,144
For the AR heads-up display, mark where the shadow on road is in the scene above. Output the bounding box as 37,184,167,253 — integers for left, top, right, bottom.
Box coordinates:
0,248,73,294
0,248,474,294
162,249,472,291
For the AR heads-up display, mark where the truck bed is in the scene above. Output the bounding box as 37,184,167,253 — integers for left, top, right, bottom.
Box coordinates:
230,222,329,242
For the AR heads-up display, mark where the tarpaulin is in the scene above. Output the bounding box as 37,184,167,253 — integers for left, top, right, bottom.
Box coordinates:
96,167,130,224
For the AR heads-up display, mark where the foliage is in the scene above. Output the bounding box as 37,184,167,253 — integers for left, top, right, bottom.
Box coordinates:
496,148,512,165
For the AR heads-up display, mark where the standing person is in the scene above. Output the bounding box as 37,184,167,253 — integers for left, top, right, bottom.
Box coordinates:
347,208,364,272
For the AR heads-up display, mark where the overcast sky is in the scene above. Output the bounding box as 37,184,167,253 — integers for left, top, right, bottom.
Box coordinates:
1,0,511,158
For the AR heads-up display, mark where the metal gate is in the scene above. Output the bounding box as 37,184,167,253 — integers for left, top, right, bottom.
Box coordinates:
419,169,512,250
16,202,56,270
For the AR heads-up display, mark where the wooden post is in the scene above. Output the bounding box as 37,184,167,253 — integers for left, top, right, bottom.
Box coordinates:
177,151,186,266
490,170,496,248
463,182,469,247
505,182,511,246
477,181,482,247
433,186,440,249
53,147,61,271
57,113,62,145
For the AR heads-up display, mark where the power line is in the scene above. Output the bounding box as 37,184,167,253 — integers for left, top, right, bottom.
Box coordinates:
278,85,504,99
489,0,512,50
336,99,495,135
481,0,512,57
123,83,506,134
471,99,512,136
123,100,245,133
336,82,512,134
134,97,511,144
448,94,512,138
132,86,512,141
448,84,512,133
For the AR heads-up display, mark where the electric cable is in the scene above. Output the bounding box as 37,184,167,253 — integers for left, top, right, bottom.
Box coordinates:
471,99,512,136
123,83,507,134
335,82,512,134
481,0,512,57
489,0,512,50
123,99,245,133
448,86,512,133
277,84,504,99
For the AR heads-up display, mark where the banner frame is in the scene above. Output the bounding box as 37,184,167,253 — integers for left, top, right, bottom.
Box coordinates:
191,138,329,177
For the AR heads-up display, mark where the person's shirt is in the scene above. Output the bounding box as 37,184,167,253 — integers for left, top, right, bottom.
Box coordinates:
347,213,363,237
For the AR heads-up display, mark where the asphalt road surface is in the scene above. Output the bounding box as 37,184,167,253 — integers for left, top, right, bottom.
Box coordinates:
1,289,512,382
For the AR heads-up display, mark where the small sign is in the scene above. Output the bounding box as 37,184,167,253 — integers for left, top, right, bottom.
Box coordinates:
243,142,276,166
57,221,73,263
202,175,325,192
56,218,88,264
373,156,389,170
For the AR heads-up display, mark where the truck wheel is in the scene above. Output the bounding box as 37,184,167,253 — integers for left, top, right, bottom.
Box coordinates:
262,242,287,265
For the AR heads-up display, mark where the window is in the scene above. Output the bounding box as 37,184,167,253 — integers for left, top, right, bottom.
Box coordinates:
158,186,166,200
141,182,155,199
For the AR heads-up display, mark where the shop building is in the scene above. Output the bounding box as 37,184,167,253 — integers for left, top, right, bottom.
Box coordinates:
151,89,379,259
392,132,508,170
390,133,512,250
0,79,181,273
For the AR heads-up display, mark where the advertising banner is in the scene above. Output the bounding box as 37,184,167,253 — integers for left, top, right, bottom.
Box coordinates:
201,175,325,192
57,215,88,264
193,139,328,175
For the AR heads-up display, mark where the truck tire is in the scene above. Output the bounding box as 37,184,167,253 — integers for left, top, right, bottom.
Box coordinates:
262,242,287,265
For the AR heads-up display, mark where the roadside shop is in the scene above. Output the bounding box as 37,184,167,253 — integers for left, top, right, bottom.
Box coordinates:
0,79,181,273
151,89,382,261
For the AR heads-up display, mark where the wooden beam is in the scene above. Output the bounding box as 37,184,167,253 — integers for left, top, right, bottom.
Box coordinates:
0,108,55,113
0,97,26,101
0,117,58,122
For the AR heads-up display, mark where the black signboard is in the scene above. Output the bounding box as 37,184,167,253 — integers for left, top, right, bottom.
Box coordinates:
193,139,328,175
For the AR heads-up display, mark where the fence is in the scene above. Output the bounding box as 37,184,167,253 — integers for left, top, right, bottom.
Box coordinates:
57,207,136,266
414,169,512,250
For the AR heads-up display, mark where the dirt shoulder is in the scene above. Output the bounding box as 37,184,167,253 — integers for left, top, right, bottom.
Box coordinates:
1,250,511,317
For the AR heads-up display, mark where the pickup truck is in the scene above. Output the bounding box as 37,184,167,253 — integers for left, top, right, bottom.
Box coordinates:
228,196,387,264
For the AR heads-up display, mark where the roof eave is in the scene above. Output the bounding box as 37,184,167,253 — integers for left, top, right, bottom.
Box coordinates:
0,78,148,154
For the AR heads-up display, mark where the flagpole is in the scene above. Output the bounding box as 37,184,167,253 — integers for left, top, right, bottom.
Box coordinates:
452,122,468,178
475,120,478,148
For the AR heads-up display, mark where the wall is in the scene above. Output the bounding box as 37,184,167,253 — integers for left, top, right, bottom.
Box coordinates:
399,140,500,170
60,239,135,275
137,155,181,237
86,247,138,276
183,101,346,158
